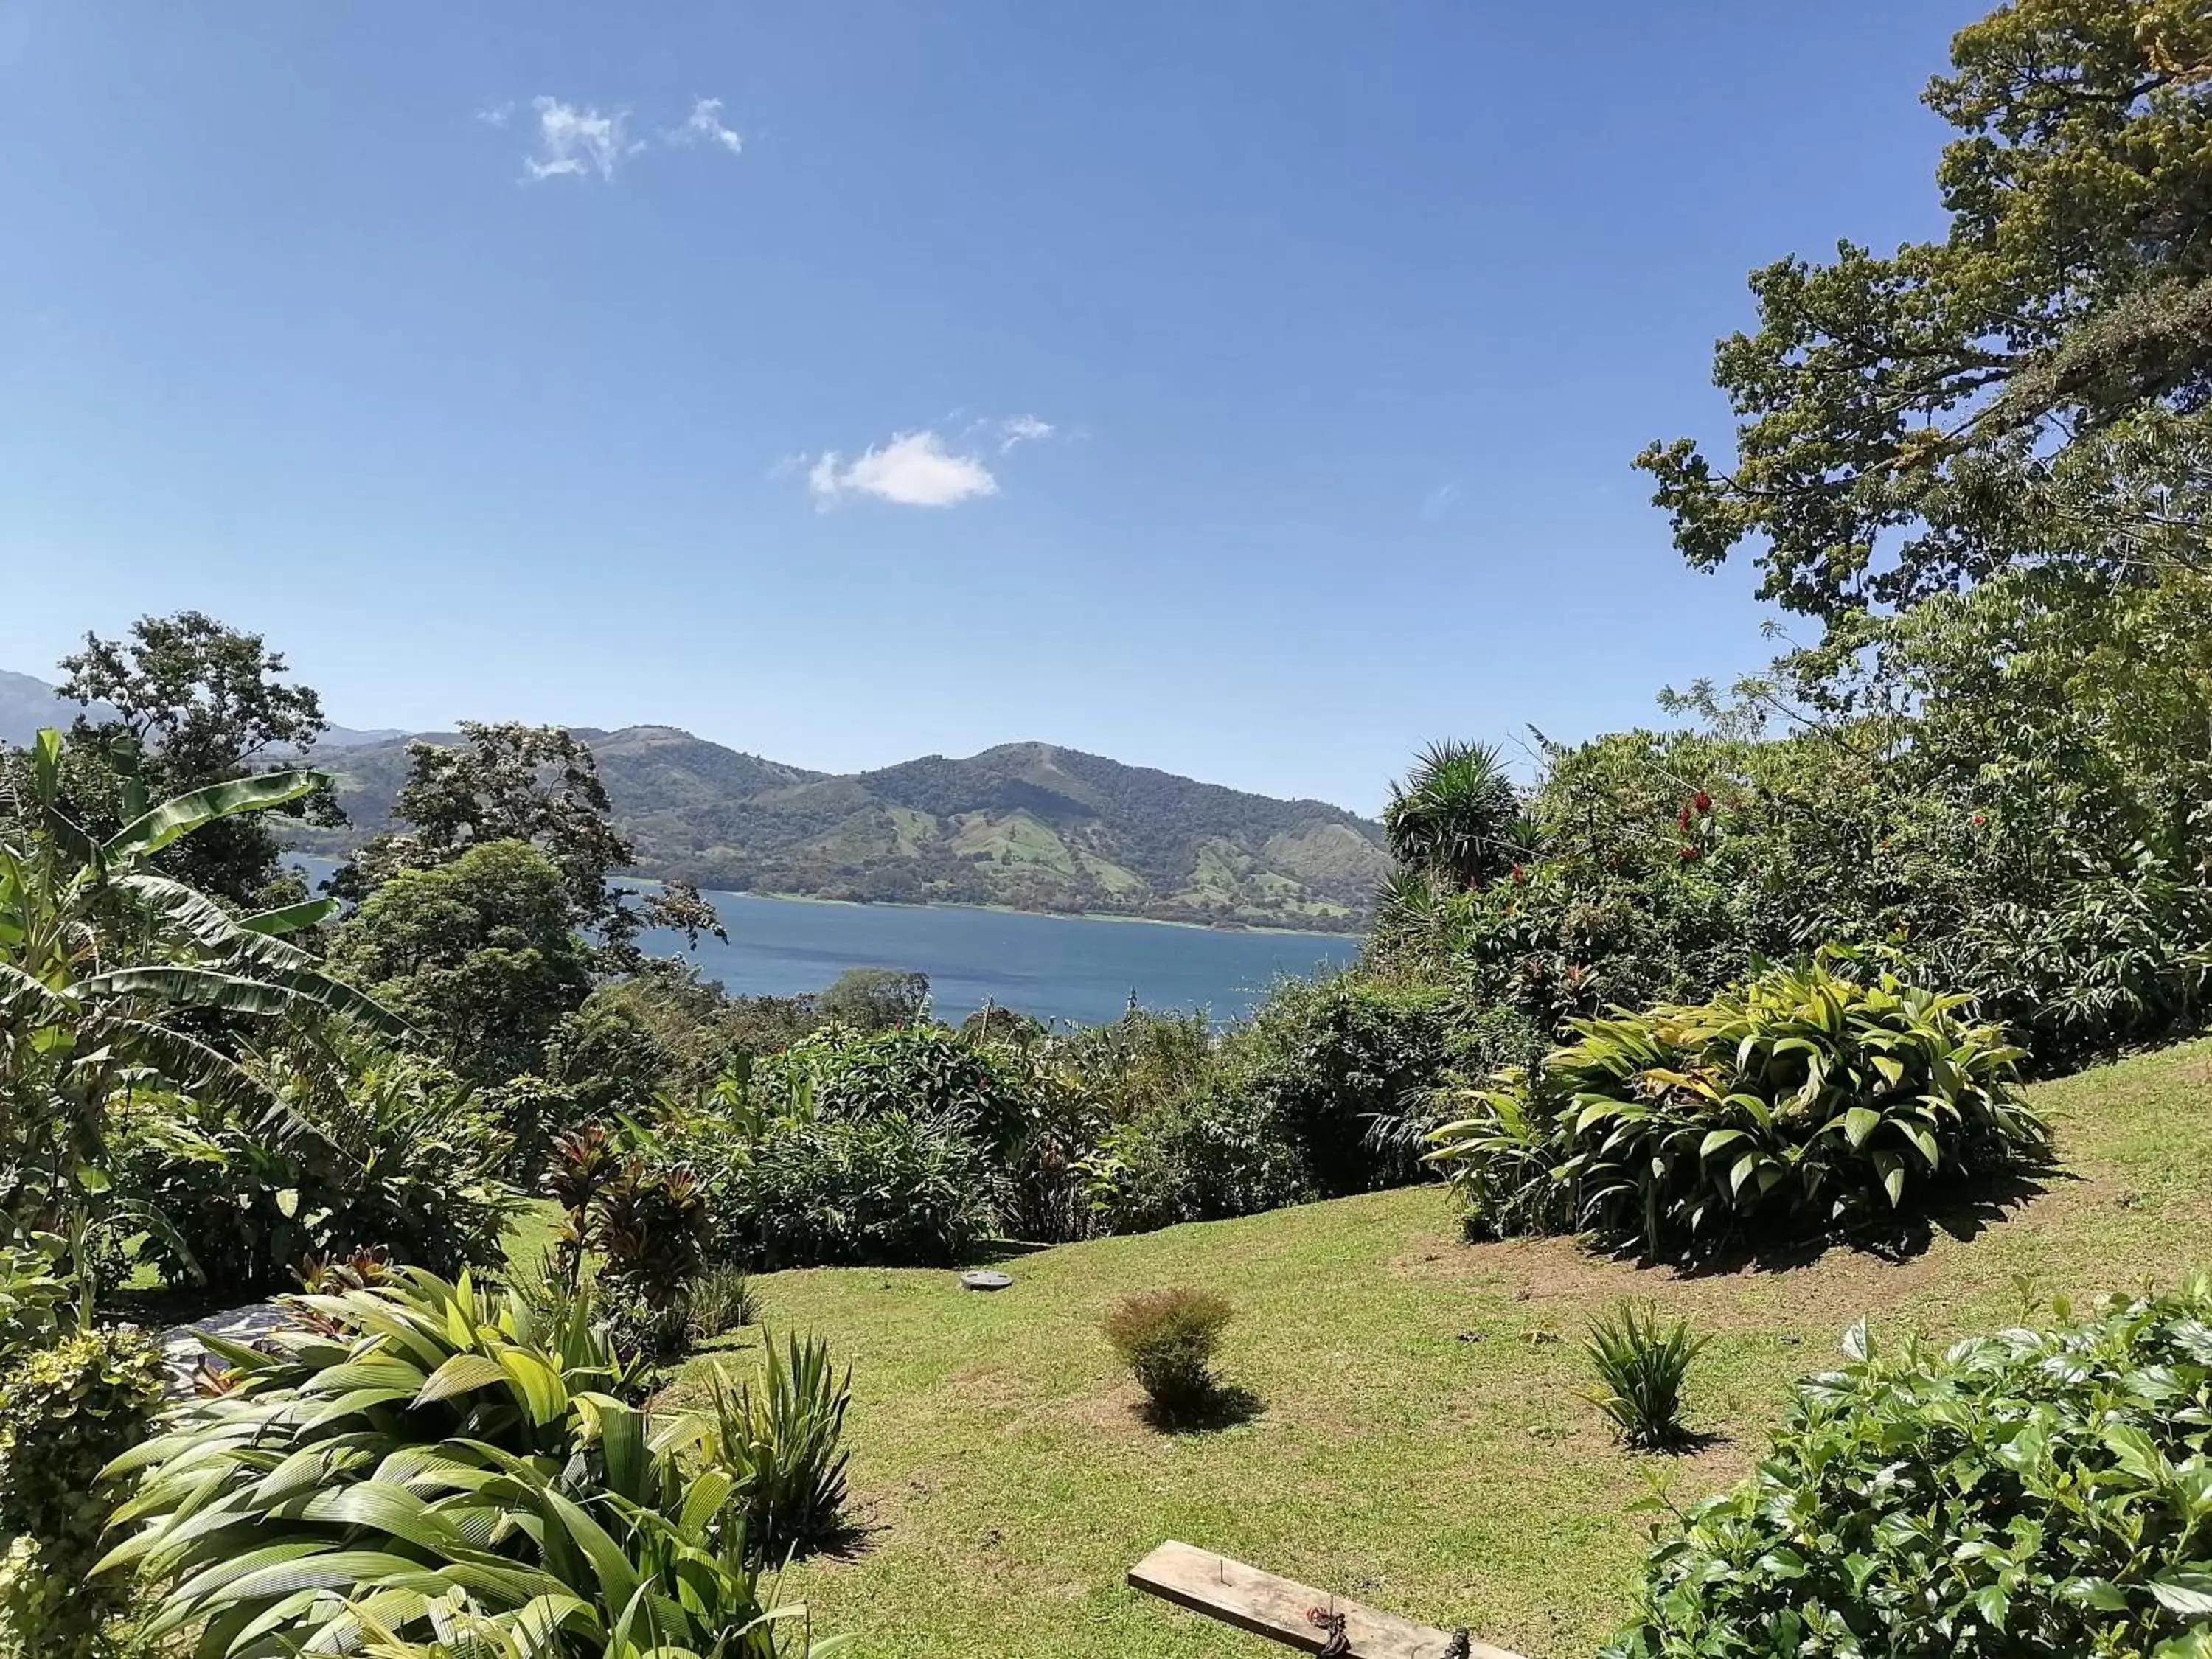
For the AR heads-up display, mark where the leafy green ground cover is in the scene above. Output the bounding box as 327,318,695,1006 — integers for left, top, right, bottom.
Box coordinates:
652,1038,2212,1659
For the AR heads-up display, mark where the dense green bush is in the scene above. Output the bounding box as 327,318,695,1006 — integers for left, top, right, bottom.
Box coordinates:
120,1041,521,1294
776,1023,1038,1157
1606,1279,2212,1659
1238,974,1464,1194
0,1327,165,1658
1431,954,2046,1260
705,1110,998,1270
817,966,932,1031
1102,1288,1234,1419
1088,1077,1313,1234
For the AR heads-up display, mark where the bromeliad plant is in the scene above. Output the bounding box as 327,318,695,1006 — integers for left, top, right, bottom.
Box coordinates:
1430,951,2047,1260
100,1268,842,1656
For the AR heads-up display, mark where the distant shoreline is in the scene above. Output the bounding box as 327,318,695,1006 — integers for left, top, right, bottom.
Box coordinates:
740,889,1363,939
289,853,1367,941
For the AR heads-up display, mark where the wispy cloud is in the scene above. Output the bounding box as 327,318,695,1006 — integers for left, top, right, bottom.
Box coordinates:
1422,481,1462,521
669,97,742,156
998,414,1055,453
807,431,1001,509
476,102,515,129
524,97,637,182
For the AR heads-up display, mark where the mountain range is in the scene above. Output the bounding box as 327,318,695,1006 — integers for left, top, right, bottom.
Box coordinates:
1,672,1390,931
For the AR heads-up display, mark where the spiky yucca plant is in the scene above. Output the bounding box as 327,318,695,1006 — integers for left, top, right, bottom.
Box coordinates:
1584,1300,1706,1450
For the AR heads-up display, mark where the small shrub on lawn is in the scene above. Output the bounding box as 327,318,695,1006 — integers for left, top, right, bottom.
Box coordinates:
1431,951,2047,1260
703,1331,853,1559
0,1327,166,1658
1584,1300,1705,1450
1104,1288,1234,1419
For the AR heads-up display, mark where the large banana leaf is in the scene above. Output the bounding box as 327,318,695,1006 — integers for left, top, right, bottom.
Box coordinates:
102,770,333,863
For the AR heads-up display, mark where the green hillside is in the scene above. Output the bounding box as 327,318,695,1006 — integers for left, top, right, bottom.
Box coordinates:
292,728,1390,931
663,1037,2212,1659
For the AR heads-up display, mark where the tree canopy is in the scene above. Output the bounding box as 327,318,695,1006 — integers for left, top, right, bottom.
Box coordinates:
1639,0,2212,630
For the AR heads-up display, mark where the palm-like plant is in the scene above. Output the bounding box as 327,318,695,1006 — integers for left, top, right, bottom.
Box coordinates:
1382,740,1520,891
0,728,400,1304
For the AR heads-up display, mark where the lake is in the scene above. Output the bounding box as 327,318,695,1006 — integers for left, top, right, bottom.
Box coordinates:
638,893,1364,1025
291,856,1365,1024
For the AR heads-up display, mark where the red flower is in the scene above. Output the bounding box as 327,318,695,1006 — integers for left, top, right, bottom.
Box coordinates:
1678,845,1700,863
1512,863,1526,883
1691,790,1713,813
1972,813,1986,826
1677,806,1693,830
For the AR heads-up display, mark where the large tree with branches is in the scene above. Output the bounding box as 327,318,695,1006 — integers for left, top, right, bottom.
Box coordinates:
1641,0,2212,629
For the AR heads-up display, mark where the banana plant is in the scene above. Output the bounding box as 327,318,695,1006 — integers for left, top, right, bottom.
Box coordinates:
1,727,403,1310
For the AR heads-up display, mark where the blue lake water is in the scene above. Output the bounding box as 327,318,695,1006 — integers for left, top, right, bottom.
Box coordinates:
293,857,1363,1025
641,894,1363,1026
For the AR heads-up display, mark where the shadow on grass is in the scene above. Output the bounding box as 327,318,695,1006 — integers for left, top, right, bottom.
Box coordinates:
1135,1380,1265,1436
1669,1164,2067,1279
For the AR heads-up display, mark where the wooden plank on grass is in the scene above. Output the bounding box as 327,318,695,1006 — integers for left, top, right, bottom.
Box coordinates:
1127,1540,1525,1659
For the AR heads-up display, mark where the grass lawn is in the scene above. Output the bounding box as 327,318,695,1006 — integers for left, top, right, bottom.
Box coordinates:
656,1037,2212,1659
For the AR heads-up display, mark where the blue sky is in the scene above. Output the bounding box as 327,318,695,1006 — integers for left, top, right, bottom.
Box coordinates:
1,2,1979,813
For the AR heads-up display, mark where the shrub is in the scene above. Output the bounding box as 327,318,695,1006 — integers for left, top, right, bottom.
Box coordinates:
1431,953,2047,1260
1605,1278,2212,1659
1103,1288,1234,1417
1584,1300,1705,1450
818,966,931,1031
775,1023,1038,1157
1239,975,1466,1194
708,1110,998,1270
1088,1079,1313,1234
120,1041,521,1295
0,1327,166,1658
700,1332,853,1559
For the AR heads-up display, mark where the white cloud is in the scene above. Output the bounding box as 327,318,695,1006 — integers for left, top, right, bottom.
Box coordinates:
1422,481,1461,520
476,102,515,128
998,414,1055,453
524,96,637,182
669,97,742,155
806,431,1001,509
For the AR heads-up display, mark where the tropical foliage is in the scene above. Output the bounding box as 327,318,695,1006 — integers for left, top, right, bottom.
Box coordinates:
102,1270,840,1658
1429,955,2047,1259
1,728,403,1298
0,1326,165,1658
1606,1278,2212,1659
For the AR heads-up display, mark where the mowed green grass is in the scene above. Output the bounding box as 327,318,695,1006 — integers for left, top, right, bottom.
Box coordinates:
659,1040,2212,1659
